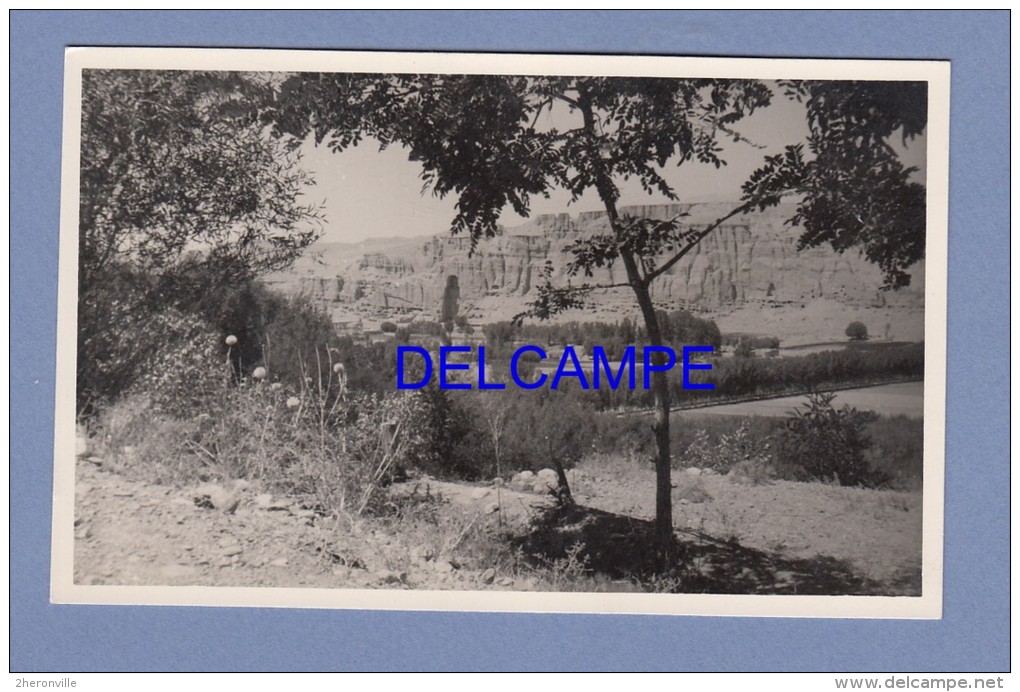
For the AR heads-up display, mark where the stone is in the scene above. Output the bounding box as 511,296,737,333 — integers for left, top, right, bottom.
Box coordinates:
484,502,500,515
221,544,244,557
253,493,273,508
194,483,238,513
496,576,514,586
480,568,496,584
270,558,289,567
470,487,491,500
684,467,703,477
434,560,455,574
537,468,558,483
516,470,535,482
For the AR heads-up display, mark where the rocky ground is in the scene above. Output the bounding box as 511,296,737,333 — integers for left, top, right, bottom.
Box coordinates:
73,453,923,596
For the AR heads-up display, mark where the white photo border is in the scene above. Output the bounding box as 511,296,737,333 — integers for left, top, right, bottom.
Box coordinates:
51,46,951,619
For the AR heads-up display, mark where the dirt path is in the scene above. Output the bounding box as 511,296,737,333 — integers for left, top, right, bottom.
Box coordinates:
73,456,922,594
73,459,553,590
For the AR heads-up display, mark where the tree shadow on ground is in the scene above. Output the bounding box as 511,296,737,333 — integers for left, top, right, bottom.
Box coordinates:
512,503,921,596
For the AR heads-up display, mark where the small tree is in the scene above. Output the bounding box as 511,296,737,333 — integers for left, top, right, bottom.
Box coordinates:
79,70,322,292
846,321,869,341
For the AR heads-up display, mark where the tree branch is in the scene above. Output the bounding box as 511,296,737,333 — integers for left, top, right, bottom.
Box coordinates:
645,203,752,283
581,282,631,291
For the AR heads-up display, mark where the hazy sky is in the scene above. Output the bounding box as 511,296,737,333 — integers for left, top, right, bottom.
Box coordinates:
297,85,926,244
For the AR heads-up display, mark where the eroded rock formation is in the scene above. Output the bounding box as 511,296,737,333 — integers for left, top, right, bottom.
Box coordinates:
266,201,925,324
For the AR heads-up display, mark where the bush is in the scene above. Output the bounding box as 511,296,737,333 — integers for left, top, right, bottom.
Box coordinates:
773,392,879,486
380,321,398,333
679,419,774,481
846,321,869,341
128,310,225,418
76,265,224,416
399,385,471,479
733,337,756,358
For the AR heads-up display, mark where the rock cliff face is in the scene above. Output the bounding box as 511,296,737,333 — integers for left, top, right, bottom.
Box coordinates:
266,201,925,324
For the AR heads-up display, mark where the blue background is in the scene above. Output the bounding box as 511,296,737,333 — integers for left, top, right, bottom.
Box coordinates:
10,10,1010,671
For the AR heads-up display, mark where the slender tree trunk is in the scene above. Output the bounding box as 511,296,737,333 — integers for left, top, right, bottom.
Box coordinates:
547,438,575,507
622,265,674,565
594,200,674,566
576,85,674,567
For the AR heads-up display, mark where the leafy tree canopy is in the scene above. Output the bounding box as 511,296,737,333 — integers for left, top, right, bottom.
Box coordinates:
79,70,323,292
743,80,927,289
272,74,925,297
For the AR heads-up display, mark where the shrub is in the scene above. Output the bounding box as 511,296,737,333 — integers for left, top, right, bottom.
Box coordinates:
398,385,469,478
773,392,879,486
846,321,869,341
128,311,225,418
380,321,398,333
77,265,224,416
187,377,435,516
733,337,756,358
679,420,774,481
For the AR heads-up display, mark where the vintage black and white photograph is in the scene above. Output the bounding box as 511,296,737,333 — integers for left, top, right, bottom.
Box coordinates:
52,49,948,617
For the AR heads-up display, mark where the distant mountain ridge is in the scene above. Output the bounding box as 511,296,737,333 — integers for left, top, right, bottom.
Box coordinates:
264,201,925,326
